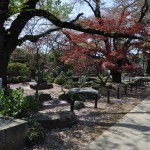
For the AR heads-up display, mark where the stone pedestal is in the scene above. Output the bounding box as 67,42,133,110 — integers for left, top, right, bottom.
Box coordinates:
0,116,28,150
32,111,78,129
30,83,53,90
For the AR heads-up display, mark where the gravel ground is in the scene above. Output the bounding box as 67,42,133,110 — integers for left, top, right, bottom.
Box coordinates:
10,82,150,150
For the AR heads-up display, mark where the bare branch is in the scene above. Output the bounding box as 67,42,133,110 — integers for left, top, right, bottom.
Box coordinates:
18,27,61,45
30,9,146,40
83,0,101,17
138,0,149,22
83,0,95,13
70,13,84,23
7,4,149,53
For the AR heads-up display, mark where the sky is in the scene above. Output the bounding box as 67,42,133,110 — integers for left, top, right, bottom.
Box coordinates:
62,0,114,17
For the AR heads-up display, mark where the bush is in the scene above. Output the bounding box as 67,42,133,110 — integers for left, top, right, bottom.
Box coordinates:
54,76,66,85
78,76,87,87
43,74,54,83
8,76,31,83
66,70,73,77
8,76,20,83
27,64,36,78
91,83,101,90
64,81,79,89
23,95,41,112
8,62,30,77
0,88,40,118
25,119,45,147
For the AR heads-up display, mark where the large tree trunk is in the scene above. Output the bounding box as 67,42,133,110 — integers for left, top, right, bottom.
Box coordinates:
0,28,6,87
146,59,150,75
0,51,10,88
111,59,123,83
0,27,11,88
111,70,122,83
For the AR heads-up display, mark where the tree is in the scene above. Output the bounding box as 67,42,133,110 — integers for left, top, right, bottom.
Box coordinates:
61,18,145,82
0,0,149,87
61,0,150,83
0,0,72,87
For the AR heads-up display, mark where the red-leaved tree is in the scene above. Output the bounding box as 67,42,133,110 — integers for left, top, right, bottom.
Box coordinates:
61,8,149,83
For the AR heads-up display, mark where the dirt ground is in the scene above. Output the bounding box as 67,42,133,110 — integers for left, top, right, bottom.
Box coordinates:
10,82,150,150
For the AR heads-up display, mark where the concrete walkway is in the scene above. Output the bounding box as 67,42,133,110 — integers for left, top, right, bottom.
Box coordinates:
85,95,150,150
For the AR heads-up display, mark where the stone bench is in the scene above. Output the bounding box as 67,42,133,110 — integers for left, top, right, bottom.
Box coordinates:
134,77,150,84
68,87,100,98
60,87,100,111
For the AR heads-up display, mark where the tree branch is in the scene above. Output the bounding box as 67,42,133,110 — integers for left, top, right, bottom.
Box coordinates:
70,13,84,23
83,0,101,17
83,0,95,14
7,12,35,52
23,0,39,10
5,0,40,52
7,5,149,53
124,0,149,47
138,0,149,23
18,27,61,45
94,0,101,18
30,9,146,40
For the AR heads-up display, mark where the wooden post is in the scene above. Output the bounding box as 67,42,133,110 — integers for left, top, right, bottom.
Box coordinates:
70,101,75,112
107,89,110,103
136,82,138,90
117,86,120,99
125,84,127,95
140,80,142,85
95,95,98,108
130,84,132,92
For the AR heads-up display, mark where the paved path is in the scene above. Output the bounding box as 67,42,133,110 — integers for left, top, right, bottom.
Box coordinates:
85,95,150,150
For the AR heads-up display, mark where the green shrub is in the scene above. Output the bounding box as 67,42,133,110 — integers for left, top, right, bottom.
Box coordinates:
27,64,36,78
43,74,54,83
64,81,79,89
78,76,86,87
25,119,45,147
8,76,31,83
8,76,20,83
8,63,30,77
91,83,101,90
22,76,31,82
23,95,40,112
0,88,40,118
54,76,66,85
66,70,73,77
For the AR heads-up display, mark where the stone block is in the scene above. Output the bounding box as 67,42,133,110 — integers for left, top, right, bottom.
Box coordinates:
68,87,100,99
32,111,78,130
0,116,28,150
